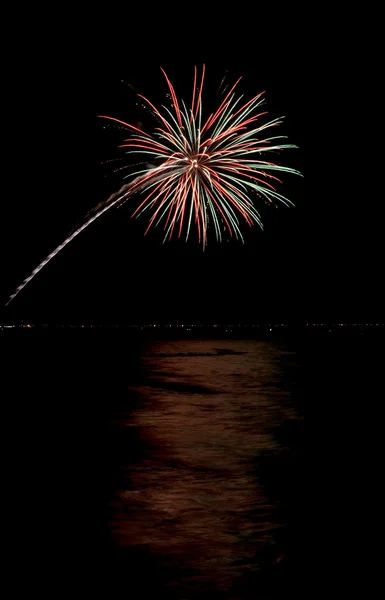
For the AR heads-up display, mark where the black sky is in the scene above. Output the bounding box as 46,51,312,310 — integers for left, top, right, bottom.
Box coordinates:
1,14,383,324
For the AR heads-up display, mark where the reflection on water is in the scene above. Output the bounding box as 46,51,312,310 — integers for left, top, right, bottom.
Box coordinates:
107,338,303,597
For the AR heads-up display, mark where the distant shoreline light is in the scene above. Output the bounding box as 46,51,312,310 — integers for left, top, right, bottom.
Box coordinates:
1,323,384,330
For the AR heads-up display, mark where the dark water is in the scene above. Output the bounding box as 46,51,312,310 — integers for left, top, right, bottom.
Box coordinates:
5,325,384,597
3,326,383,596
7,326,383,596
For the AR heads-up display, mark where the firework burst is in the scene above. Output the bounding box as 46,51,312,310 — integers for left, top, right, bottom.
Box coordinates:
99,65,302,247
5,65,301,306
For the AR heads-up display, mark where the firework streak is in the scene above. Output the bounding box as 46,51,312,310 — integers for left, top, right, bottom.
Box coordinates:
6,66,301,305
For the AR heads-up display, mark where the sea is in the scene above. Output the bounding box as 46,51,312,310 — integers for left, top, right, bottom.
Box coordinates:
1,324,382,598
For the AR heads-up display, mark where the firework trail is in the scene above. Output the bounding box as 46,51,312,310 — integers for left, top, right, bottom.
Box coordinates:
6,65,301,306
5,180,135,306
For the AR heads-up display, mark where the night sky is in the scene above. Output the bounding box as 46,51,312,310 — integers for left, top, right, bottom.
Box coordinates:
1,17,382,325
